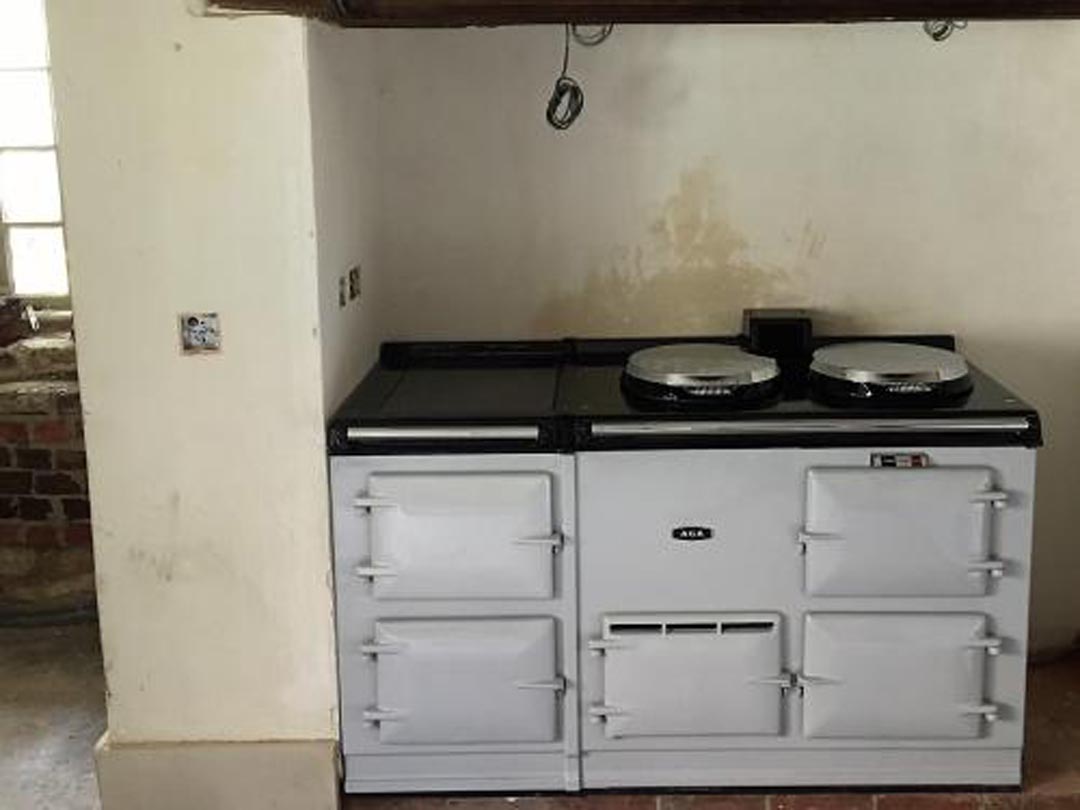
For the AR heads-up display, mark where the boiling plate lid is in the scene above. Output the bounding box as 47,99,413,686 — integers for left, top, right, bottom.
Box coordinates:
810,342,970,385
625,343,780,389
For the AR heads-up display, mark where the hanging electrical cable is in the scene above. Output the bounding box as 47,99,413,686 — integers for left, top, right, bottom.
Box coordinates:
545,23,614,131
571,23,614,47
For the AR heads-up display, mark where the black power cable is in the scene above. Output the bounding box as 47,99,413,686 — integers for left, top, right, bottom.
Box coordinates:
545,24,614,131
546,25,584,130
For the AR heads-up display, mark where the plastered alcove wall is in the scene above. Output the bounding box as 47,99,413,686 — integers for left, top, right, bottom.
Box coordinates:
47,0,347,743
46,0,381,753
357,22,1080,650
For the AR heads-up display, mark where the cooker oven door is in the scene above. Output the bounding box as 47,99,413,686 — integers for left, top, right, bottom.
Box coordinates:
367,617,560,745
592,613,785,739
802,467,1005,596
801,613,999,739
362,472,557,600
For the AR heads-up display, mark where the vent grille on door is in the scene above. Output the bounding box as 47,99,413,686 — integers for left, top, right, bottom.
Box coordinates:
608,618,775,637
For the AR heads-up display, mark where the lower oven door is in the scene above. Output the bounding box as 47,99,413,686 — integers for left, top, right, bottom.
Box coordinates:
369,617,560,745
594,612,784,739
801,612,998,739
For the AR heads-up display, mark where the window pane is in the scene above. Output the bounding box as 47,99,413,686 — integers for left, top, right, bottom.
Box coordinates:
0,150,62,223
0,71,55,147
0,0,49,69
8,226,68,295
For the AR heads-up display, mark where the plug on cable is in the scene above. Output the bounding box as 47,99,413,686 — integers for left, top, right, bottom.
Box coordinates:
546,23,614,131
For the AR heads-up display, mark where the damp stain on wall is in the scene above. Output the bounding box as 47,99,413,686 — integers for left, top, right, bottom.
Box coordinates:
532,160,811,337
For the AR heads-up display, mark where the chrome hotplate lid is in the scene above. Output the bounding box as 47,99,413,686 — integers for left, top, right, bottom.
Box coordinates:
810,342,970,385
625,344,780,392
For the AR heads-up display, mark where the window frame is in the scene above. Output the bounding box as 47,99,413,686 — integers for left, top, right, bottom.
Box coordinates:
0,10,70,302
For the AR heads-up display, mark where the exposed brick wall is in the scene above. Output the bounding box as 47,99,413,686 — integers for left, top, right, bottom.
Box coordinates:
0,376,94,617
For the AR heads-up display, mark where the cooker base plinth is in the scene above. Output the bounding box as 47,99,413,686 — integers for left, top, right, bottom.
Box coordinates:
342,751,580,794
579,747,1021,790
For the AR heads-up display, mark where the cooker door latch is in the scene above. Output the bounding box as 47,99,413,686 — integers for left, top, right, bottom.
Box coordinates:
965,636,1005,656
793,672,840,695
587,704,625,724
967,559,1007,579
353,562,397,581
796,531,841,555
752,670,796,692
971,490,1009,509
960,703,1001,723
513,532,565,552
361,707,406,727
358,641,405,657
353,495,398,511
515,675,567,693
586,638,633,656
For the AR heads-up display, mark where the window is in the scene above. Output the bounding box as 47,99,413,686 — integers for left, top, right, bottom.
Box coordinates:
0,0,68,297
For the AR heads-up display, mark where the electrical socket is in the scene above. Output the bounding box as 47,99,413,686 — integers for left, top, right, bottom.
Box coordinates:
179,313,221,353
348,265,361,301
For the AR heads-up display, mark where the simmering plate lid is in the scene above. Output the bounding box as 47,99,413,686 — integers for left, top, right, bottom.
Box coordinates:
810,342,969,385
625,344,780,390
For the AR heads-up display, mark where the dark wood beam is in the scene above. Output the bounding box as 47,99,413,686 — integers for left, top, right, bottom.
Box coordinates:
216,0,1080,25
336,0,1080,24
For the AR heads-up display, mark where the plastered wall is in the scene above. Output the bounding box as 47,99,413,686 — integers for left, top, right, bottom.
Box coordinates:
364,23,1080,649
47,0,339,741
44,4,1080,760
307,22,383,411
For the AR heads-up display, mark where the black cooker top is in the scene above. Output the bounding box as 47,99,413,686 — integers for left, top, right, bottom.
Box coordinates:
328,332,1041,454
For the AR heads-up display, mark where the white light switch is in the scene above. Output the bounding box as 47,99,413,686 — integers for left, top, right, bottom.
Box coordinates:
179,313,221,353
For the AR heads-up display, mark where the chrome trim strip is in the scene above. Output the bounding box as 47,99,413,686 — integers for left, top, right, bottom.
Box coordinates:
346,425,540,442
590,417,1031,437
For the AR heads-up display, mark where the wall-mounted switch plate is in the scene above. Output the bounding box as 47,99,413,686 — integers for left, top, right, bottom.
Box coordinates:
179,313,221,353
348,265,361,301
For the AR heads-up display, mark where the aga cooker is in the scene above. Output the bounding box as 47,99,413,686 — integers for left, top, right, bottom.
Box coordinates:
328,312,1040,793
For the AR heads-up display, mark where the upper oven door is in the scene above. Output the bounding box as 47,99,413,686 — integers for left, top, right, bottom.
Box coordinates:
364,472,557,600
802,467,1006,596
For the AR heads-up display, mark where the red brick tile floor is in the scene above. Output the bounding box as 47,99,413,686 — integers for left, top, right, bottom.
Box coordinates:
343,652,1080,810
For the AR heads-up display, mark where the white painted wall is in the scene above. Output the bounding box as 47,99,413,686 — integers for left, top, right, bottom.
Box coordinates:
362,23,1080,649
47,0,338,742
307,22,383,410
